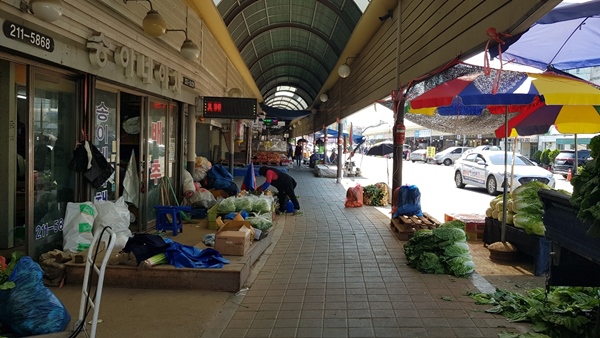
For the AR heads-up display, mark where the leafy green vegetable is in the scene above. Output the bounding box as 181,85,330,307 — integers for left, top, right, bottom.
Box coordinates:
571,135,600,237
234,196,253,211
513,213,545,236
252,197,272,213
443,242,470,257
415,252,445,274
403,221,474,278
218,197,237,213
469,287,600,338
363,184,385,206
511,181,551,200
0,251,24,291
432,227,467,242
447,255,475,277
513,196,544,215
440,220,466,230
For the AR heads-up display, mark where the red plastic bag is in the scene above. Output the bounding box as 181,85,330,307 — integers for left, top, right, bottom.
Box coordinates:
345,184,364,208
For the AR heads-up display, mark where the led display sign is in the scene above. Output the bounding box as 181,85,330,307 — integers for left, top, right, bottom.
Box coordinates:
202,97,257,119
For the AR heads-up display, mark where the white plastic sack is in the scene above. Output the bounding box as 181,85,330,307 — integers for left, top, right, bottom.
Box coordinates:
182,169,196,193
94,197,132,251
123,152,140,208
185,188,217,208
63,202,97,253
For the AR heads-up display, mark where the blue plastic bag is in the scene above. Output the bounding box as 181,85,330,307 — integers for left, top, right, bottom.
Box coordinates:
393,185,423,217
0,257,71,336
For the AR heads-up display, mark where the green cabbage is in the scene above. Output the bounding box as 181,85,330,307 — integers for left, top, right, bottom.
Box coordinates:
447,255,475,277
513,196,543,215
440,220,466,230
513,213,545,236
416,252,445,274
443,242,470,257
511,181,551,199
433,227,467,242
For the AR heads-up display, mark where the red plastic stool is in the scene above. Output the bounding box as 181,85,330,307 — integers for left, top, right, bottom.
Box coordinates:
154,206,191,236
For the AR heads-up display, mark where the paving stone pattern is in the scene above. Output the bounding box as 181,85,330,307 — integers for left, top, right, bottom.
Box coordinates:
217,167,532,338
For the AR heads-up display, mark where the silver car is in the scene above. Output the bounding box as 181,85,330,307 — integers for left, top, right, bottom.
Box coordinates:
409,149,428,163
433,146,472,166
453,150,555,195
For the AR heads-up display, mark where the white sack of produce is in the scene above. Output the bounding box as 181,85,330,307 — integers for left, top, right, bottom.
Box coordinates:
63,202,97,253
94,197,133,251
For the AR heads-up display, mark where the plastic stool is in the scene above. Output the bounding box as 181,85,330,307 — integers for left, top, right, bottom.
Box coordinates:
154,206,191,236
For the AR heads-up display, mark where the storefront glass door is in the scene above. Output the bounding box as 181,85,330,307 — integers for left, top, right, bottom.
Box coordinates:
145,99,168,226
92,88,118,201
30,70,79,259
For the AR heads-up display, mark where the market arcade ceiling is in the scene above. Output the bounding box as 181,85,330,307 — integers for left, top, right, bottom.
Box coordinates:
214,0,365,111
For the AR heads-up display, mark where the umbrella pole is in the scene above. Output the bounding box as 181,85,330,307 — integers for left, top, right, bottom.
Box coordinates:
501,107,508,243
510,134,517,194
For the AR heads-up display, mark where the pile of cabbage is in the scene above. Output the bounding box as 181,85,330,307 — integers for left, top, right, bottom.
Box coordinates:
403,220,475,277
486,182,550,236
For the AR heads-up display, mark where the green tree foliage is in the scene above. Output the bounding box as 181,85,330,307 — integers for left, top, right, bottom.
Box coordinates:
531,150,542,164
549,149,560,164
541,149,551,166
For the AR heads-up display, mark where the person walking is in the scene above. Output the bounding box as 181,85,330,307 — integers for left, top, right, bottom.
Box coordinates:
257,166,300,215
294,141,303,167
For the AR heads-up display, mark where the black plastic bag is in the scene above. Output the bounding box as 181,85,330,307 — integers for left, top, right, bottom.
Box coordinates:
84,142,114,189
68,141,90,173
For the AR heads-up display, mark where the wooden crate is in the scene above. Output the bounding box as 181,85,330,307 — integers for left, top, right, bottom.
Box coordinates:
389,213,441,241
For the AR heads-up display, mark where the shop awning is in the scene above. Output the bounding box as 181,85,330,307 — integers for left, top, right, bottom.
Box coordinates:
556,137,592,145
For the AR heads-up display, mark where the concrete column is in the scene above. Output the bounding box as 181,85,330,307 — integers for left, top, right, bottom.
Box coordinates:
186,103,196,174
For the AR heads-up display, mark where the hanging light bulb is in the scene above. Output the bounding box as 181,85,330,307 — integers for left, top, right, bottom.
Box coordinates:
320,92,329,103
30,0,63,23
338,63,351,78
180,39,200,61
142,9,167,37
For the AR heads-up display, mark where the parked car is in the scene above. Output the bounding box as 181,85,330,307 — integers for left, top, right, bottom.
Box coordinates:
409,149,428,163
453,150,555,195
553,149,592,177
433,146,472,166
459,145,502,160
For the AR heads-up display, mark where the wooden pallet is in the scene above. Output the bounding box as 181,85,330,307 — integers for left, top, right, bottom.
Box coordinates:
389,213,441,241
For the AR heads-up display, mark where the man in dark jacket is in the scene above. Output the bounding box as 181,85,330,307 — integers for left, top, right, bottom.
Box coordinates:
257,166,300,215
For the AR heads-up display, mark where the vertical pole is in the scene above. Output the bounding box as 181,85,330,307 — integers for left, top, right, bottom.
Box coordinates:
186,103,196,174
229,119,235,176
501,107,508,243
392,93,404,194
337,119,343,183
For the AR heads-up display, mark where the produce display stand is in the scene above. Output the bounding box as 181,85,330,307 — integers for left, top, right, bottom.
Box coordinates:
483,217,550,276
538,189,600,286
389,213,440,241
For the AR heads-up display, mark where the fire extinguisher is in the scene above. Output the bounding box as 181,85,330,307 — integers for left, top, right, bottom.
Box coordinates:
395,123,406,145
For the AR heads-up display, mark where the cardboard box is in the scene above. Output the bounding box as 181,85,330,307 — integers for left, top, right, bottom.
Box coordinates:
214,221,254,256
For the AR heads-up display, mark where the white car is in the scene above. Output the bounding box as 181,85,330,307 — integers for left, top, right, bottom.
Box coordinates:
409,149,428,163
453,150,555,195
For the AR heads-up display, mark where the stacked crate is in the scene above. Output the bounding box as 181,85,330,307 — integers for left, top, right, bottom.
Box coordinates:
390,213,441,240
444,213,486,241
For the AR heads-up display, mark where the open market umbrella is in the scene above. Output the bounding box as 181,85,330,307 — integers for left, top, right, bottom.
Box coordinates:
493,72,600,138
404,63,550,243
366,141,394,156
489,0,600,71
